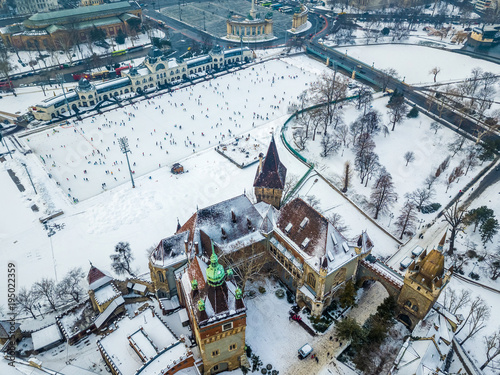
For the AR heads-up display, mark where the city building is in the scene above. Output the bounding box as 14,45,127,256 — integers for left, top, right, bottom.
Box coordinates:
226,0,274,42
97,307,199,375
15,0,59,15
0,1,142,51
30,46,255,121
473,0,498,13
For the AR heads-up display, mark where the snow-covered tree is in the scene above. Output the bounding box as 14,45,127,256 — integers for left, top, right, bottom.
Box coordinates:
320,133,340,157
442,201,467,255
33,278,57,311
406,188,434,212
110,241,135,277
480,329,500,371
16,287,38,319
57,267,86,304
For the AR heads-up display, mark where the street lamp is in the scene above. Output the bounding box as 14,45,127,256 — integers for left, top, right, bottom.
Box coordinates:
21,162,37,194
118,137,135,188
388,213,394,227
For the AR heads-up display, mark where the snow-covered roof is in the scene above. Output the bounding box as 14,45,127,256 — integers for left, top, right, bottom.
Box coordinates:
150,231,188,268
32,324,63,351
97,309,192,375
93,283,120,305
393,308,458,375
276,198,371,272
94,296,125,329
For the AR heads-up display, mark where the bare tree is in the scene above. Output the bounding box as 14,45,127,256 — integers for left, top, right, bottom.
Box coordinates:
379,68,399,92
16,287,38,319
430,121,441,134
447,135,467,157
388,96,406,131
480,330,500,371
485,252,500,280
57,267,86,304
293,128,308,151
335,124,350,147
369,172,397,220
443,289,471,315
395,201,417,239
458,297,490,345
442,201,468,255
219,245,274,294
355,150,380,186
462,146,479,176
110,241,135,277
435,156,451,178
328,212,349,234
424,174,438,190
341,160,352,193
282,174,299,201
320,133,340,157
0,43,17,92
406,188,435,211
305,194,321,209
33,278,57,311
429,66,441,82
403,151,415,166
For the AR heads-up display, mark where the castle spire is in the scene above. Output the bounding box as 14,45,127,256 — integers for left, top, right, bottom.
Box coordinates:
437,231,447,252
253,135,287,208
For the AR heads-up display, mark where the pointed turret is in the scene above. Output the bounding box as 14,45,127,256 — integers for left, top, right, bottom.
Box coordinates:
253,135,287,208
437,231,447,252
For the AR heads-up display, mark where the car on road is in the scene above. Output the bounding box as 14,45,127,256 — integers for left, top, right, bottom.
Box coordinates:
400,256,414,271
298,343,313,359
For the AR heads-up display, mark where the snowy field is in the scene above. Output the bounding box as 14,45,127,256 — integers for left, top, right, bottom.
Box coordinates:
23,56,323,201
216,134,267,168
338,44,500,85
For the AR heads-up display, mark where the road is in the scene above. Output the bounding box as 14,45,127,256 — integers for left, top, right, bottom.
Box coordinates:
286,282,389,375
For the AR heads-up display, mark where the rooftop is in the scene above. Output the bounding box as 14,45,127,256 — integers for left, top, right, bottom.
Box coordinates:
253,135,287,190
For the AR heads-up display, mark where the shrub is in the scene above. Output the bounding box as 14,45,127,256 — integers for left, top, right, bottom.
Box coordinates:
115,30,126,44
275,289,285,299
407,105,419,118
470,272,480,280
258,286,266,294
381,27,390,35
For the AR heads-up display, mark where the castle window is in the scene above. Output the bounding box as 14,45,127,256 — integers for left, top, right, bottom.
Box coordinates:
211,350,220,357
222,322,233,331
158,271,164,283
307,273,316,289
229,344,237,351
405,300,411,308
412,305,418,312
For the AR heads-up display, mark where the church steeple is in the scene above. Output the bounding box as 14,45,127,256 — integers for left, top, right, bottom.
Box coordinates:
253,135,287,208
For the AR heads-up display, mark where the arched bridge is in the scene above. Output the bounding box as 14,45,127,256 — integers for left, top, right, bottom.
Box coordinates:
357,256,404,298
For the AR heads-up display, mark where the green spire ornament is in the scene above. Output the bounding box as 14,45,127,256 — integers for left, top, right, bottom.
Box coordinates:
206,242,226,287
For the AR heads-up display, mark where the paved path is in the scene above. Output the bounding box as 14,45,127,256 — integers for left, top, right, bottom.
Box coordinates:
286,282,388,375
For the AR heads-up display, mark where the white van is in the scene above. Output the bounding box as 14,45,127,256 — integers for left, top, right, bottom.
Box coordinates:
400,256,414,271
298,343,313,359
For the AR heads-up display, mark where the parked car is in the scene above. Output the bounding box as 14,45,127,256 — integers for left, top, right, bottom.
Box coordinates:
298,344,313,359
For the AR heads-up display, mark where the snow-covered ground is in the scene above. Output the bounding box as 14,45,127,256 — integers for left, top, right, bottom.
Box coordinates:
337,44,500,86
285,96,482,250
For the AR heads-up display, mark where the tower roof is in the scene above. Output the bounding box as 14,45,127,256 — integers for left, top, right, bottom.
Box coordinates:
206,244,226,287
420,249,445,280
253,135,287,190
87,265,112,290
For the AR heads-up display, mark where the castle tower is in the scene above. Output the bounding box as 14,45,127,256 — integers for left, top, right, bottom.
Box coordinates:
396,238,451,329
179,242,247,374
253,135,287,209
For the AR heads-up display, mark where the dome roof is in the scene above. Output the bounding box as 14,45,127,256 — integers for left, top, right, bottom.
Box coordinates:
206,252,225,287
78,77,93,91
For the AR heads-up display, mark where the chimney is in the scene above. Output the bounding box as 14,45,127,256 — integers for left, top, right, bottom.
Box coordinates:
184,240,188,255
247,218,252,230
194,241,200,255
221,227,227,240
231,210,236,223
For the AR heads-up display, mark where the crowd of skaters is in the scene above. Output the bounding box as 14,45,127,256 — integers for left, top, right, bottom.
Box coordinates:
28,60,319,202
